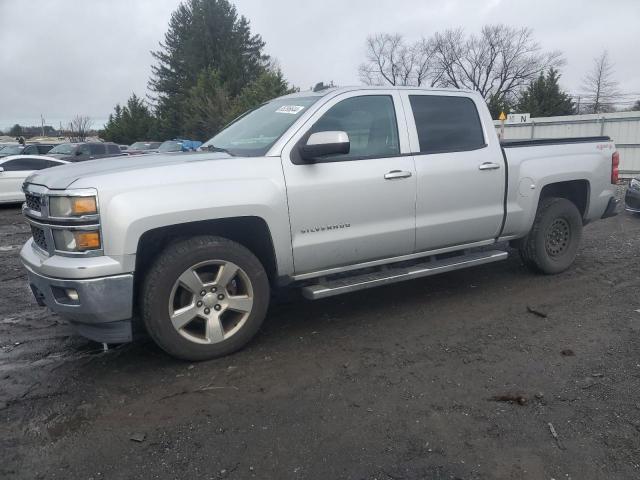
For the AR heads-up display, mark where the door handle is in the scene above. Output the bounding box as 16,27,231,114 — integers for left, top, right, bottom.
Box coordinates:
384,170,412,180
478,162,501,171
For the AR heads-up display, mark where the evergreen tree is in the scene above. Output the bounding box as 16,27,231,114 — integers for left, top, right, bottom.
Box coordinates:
102,94,156,144
149,0,268,138
8,124,23,137
226,68,293,121
487,94,514,120
516,68,574,117
181,67,292,140
181,69,231,140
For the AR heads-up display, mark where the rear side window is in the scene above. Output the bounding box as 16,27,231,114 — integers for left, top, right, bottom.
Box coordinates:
37,145,53,154
89,144,106,155
2,158,49,171
107,144,121,154
409,95,485,154
2,159,30,171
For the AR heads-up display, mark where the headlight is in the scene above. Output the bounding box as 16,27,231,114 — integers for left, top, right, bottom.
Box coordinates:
631,178,640,191
52,229,101,252
49,196,98,217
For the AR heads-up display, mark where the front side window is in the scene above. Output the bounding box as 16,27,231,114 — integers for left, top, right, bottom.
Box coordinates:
409,95,485,154
159,141,183,152
202,96,322,157
49,143,77,155
78,144,91,156
308,95,400,161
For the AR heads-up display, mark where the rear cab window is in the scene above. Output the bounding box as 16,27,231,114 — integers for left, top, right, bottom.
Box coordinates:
408,95,485,154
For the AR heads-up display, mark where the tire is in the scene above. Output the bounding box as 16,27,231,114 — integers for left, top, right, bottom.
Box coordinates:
519,197,583,274
141,236,270,361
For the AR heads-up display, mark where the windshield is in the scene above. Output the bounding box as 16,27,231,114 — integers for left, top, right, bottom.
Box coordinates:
158,141,183,152
48,143,77,155
202,96,321,157
0,145,23,155
130,142,160,150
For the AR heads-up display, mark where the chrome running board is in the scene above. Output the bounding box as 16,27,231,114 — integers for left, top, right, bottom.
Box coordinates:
301,250,508,300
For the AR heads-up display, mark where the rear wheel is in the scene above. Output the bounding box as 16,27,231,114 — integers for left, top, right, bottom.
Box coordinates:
141,236,270,361
519,197,583,274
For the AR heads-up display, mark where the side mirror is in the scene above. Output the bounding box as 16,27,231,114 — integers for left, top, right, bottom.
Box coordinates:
301,131,350,162
75,150,83,156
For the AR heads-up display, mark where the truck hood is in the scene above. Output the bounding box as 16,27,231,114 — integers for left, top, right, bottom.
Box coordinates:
27,152,231,190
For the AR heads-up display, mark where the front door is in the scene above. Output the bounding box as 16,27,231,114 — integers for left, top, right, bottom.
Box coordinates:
281,91,417,274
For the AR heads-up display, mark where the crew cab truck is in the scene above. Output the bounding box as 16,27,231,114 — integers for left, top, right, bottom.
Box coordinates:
20,87,619,361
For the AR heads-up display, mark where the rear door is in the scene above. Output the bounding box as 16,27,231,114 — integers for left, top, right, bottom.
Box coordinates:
281,91,417,274
0,159,34,202
401,91,505,252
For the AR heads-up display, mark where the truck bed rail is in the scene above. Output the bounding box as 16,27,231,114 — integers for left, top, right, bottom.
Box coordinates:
501,136,611,148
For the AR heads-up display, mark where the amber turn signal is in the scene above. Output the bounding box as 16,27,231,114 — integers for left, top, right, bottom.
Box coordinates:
71,197,98,215
74,231,101,250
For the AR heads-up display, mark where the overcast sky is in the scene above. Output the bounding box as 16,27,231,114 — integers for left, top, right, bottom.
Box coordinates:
0,0,638,130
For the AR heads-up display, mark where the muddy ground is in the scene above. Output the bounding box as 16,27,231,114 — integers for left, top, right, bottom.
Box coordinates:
1,197,639,480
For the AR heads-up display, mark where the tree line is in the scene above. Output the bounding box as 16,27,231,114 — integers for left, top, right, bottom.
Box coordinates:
90,2,640,145
359,27,636,118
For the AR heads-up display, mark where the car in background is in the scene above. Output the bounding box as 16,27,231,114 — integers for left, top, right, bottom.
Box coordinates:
47,142,125,162
0,143,55,158
127,141,162,155
0,155,68,203
157,139,202,153
625,176,640,214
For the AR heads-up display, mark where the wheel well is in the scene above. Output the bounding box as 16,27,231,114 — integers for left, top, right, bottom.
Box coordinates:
539,180,590,219
134,217,278,289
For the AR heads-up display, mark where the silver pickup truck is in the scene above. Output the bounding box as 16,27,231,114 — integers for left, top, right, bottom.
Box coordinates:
20,87,620,360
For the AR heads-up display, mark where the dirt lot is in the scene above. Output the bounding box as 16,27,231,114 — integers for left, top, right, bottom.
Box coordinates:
1,197,639,480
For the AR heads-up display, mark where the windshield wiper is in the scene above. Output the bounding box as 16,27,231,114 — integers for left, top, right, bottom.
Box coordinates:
206,145,235,156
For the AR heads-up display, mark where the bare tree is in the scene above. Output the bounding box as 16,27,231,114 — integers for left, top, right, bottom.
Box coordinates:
359,34,441,87
431,25,563,103
67,115,92,142
359,25,563,109
580,51,620,113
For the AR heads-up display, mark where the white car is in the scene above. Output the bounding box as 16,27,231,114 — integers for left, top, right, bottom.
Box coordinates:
0,155,68,204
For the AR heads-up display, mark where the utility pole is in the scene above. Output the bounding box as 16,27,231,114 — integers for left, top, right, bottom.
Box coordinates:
40,115,45,137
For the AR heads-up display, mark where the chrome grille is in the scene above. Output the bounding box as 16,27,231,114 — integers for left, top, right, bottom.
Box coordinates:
30,225,47,251
25,193,41,212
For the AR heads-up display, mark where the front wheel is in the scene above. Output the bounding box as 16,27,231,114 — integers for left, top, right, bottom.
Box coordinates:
141,236,270,361
519,197,583,274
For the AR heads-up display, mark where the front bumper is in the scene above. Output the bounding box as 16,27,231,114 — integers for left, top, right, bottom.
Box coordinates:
24,263,134,343
625,187,640,213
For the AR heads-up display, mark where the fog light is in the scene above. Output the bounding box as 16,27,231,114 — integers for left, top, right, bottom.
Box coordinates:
65,288,79,301
75,231,101,250
52,229,101,252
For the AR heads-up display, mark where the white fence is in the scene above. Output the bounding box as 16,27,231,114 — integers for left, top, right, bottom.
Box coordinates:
494,111,640,178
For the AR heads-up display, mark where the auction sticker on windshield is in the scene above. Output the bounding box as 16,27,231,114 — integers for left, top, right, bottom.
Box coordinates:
276,105,305,114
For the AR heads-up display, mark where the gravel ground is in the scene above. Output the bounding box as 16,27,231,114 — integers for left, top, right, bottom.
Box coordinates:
1,193,639,480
